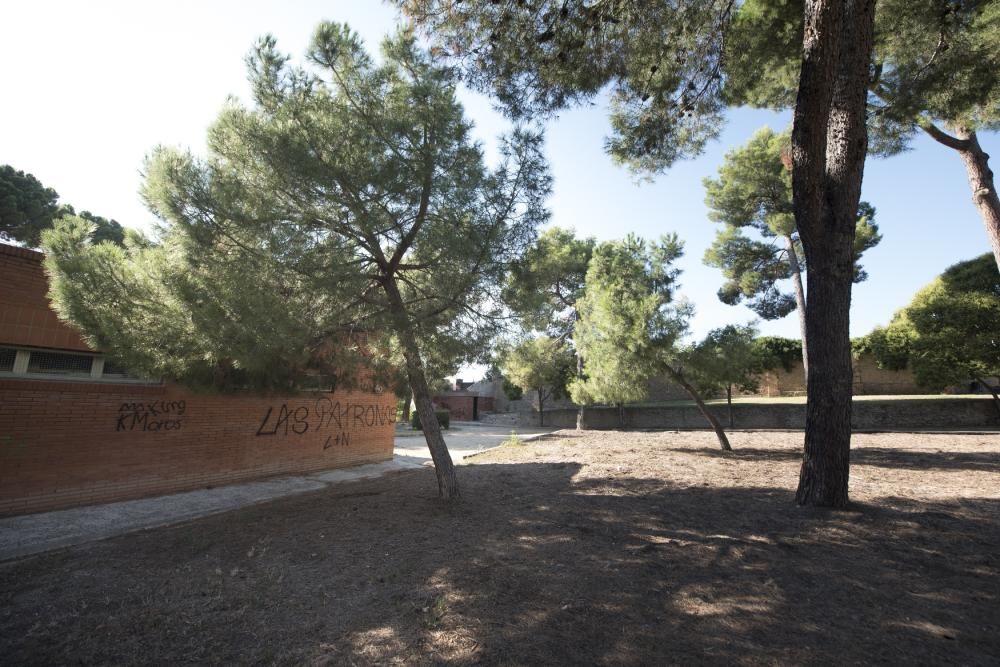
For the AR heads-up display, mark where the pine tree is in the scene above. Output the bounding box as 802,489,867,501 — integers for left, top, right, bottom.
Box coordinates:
43,24,551,501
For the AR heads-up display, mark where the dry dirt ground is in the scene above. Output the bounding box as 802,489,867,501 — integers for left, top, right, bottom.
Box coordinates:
2,430,999,666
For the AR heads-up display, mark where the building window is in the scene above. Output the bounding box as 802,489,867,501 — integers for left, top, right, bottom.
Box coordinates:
26,350,94,376
0,346,157,384
0,347,16,373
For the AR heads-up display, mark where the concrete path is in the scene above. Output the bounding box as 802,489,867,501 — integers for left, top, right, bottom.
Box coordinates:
394,421,557,466
0,422,557,562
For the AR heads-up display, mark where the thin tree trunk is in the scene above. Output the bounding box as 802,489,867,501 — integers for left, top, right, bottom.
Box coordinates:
919,124,1000,272
575,351,587,430
791,0,875,508
538,388,545,427
956,130,1000,272
667,366,731,451
974,377,1000,420
617,402,625,429
786,234,809,381
383,278,459,499
402,388,412,423
727,385,734,428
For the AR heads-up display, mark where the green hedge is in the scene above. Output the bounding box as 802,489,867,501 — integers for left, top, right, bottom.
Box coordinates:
411,410,450,430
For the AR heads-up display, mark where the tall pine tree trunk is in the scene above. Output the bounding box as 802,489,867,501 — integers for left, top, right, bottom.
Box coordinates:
919,124,1000,272
383,277,459,499
667,366,731,451
575,351,588,430
537,388,545,426
791,0,875,508
786,235,809,381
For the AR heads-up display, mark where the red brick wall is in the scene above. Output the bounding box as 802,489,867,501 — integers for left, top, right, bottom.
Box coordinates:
0,244,92,352
0,380,395,516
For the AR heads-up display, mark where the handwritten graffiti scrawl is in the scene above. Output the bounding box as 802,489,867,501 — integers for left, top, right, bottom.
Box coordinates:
117,400,185,432
256,397,395,450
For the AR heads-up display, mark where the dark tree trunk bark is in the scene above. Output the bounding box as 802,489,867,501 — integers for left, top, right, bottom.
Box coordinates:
667,366,732,451
791,0,875,508
537,388,545,427
726,385,734,428
956,130,1000,272
383,277,459,500
575,351,588,430
786,235,809,381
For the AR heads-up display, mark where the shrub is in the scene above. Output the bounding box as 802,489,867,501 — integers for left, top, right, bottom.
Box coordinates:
411,409,450,430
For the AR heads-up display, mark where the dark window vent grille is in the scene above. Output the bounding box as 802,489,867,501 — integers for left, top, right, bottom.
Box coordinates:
0,348,15,372
27,351,93,376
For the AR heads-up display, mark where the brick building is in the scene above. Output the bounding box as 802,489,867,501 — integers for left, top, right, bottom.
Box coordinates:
0,243,395,516
433,378,496,421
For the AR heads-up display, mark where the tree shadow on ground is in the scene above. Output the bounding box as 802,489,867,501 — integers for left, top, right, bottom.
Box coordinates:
1,461,998,666
690,445,1000,473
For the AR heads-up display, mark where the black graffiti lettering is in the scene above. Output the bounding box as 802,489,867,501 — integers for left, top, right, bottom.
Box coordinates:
256,407,278,435
292,406,309,435
322,432,350,450
117,400,186,433
116,414,128,431
364,405,376,427
352,405,365,427
314,397,334,429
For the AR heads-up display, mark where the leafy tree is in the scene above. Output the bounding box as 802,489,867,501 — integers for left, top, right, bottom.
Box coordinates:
754,336,804,373
503,225,594,425
43,24,551,501
725,0,1000,270
868,254,1000,412
685,323,762,427
570,234,731,449
0,165,125,247
504,226,595,338
501,336,575,425
399,0,878,506
703,126,882,378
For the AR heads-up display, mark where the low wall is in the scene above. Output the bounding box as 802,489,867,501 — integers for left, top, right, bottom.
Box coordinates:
0,379,395,516
521,398,999,431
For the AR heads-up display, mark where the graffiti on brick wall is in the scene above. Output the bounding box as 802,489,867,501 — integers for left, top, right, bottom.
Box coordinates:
117,400,185,432
256,396,395,450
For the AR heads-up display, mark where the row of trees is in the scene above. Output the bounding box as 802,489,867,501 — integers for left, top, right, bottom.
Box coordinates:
398,0,999,506
501,250,999,429
38,0,999,509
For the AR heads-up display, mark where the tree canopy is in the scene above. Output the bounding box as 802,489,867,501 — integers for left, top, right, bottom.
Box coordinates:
503,226,595,339
0,165,125,248
570,234,689,408
501,335,575,425
43,23,551,500
866,254,1000,405
684,322,762,427
725,0,1000,268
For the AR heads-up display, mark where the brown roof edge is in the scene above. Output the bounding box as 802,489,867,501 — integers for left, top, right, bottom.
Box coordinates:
0,242,44,261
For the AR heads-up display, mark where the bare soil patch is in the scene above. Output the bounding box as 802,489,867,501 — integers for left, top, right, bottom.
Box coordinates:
2,430,999,665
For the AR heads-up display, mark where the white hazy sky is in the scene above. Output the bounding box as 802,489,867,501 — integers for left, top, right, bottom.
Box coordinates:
3,1,996,380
